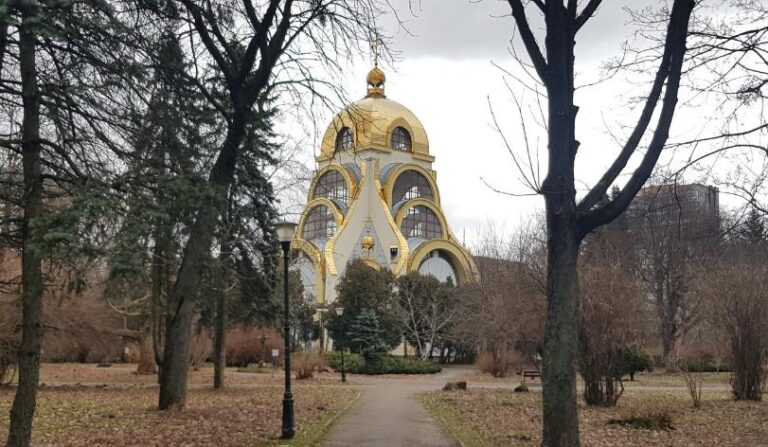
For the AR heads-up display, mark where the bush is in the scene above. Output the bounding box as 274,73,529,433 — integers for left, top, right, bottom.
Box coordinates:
292,350,326,379
616,345,653,380
325,352,441,375
680,357,731,373
475,351,523,378
226,327,282,367
325,351,364,372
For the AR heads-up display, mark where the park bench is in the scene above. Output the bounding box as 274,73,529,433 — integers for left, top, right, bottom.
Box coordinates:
521,369,541,386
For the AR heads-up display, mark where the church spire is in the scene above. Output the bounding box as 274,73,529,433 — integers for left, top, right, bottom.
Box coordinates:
366,38,385,98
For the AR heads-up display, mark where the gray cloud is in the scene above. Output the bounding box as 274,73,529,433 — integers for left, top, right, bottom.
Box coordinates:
382,0,661,64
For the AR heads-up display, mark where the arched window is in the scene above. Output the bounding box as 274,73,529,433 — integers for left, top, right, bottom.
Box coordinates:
391,127,412,151
335,127,354,151
315,170,348,205
302,205,337,243
400,205,442,240
291,253,317,303
419,250,457,285
393,170,433,203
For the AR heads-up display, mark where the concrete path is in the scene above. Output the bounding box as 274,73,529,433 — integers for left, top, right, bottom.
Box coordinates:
321,368,469,447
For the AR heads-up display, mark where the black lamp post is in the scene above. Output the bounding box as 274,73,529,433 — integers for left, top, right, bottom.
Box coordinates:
276,221,297,439
335,306,346,383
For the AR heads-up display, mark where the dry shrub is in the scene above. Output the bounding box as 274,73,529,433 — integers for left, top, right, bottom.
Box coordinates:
292,350,325,380
695,249,768,401
42,293,124,363
226,327,282,367
475,350,523,378
579,233,647,407
677,355,704,408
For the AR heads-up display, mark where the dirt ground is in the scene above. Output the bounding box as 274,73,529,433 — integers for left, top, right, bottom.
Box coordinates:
0,363,357,447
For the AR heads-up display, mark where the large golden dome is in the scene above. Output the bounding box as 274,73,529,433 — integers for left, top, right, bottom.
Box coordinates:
319,68,430,160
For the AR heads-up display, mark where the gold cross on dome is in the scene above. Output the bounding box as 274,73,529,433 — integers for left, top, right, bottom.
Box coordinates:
371,37,382,68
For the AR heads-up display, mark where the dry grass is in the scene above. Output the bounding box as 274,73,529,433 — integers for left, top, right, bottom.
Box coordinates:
459,370,731,388
421,389,768,447
0,364,358,446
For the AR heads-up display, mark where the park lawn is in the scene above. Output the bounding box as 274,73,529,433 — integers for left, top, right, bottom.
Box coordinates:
421,389,768,447
0,383,357,446
460,370,731,389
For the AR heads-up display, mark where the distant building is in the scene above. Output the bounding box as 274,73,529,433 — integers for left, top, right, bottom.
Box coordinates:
292,65,478,306
623,183,720,239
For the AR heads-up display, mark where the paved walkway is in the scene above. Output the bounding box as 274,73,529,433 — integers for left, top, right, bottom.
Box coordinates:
321,368,469,447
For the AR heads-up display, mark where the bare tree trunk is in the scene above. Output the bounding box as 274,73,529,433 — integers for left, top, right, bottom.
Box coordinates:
151,220,169,372
6,8,43,447
541,221,581,447
158,120,244,410
136,329,157,375
539,4,581,444
213,251,229,390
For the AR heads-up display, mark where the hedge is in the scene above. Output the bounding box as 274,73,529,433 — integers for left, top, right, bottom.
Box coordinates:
325,352,441,374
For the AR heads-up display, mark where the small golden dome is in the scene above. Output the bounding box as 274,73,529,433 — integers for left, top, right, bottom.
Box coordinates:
361,235,375,251
366,67,386,98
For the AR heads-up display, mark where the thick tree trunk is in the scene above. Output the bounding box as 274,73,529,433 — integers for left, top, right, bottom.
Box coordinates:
157,120,245,410
541,223,581,447
6,9,43,447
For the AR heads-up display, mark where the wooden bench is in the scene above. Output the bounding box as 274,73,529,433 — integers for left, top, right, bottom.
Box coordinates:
521,369,541,386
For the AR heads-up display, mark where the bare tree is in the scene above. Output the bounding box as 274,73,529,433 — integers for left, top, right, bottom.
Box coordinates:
628,182,720,368
142,0,388,410
398,272,457,360
498,1,697,444
454,225,546,376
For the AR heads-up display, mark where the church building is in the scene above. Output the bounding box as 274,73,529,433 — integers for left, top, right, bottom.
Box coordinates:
292,65,478,307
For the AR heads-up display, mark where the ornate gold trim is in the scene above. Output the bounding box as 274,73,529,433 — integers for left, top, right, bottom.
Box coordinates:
324,162,367,277
307,165,358,204
297,198,344,234
407,238,479,285
374,159,410,275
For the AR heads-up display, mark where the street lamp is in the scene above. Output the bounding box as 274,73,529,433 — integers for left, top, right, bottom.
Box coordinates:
335,306,346,383
276,220,297,439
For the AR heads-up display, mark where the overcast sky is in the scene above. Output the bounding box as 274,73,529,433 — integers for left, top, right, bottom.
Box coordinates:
279,0,753,246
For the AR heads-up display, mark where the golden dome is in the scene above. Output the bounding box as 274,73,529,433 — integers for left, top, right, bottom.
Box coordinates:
361,235,375,251
319,69,431,159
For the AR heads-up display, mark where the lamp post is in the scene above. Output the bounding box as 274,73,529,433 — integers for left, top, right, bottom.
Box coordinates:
276,221,297,439
335,306,346,383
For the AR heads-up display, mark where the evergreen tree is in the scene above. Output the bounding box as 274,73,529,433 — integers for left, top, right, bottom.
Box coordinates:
349,310,387,372
740,207,766,245
328,259,401,352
